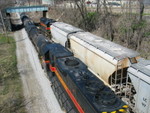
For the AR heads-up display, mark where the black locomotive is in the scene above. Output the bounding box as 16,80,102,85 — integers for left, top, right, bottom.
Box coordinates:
21,14,128,113
40,17,56,37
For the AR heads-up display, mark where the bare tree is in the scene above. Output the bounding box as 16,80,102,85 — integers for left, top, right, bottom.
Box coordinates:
96,0,100,13
0,0,16,9
98,0,115,41
139,0,144,21
135,0,145,50
74,0,88,29
0,0,16,42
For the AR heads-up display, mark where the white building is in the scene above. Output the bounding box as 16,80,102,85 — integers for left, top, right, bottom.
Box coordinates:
42,0,54,6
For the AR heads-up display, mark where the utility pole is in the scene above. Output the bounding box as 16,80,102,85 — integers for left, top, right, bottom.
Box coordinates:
0,10,9,43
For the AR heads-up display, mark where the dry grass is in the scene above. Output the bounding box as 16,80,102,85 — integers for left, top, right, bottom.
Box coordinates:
0,34,26,113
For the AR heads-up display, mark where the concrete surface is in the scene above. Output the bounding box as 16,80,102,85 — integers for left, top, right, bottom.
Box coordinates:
14,28,64,113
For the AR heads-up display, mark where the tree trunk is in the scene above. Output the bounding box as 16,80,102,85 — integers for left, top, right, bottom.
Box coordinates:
139,1,144,21
136,29,143,51
136,0,145,50
96,0,100,13
109,18,114,41
74,0,87,29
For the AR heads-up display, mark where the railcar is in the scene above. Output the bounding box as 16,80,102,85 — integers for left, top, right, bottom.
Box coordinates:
40,43,127,113
127,59,150,113
22,15,128,113
40,17,56,37
50,22,141,98
21,13,39,38
21,14,50,48
20,13,28,22
56,56,127,113
51,22,83,46
22,15,37,34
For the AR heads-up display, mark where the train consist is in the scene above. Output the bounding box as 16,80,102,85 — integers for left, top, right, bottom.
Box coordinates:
38,17,150,113
20,14,128,113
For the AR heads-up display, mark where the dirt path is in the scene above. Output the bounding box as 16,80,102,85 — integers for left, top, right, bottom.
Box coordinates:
14,29,64,113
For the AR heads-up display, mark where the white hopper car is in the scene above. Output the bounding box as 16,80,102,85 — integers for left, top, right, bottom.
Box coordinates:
127,59,150,113
51,22,140,84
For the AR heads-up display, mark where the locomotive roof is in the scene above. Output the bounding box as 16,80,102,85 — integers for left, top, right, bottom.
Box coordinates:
56,57,125,112
130,59,150,77
48,43,73,58
52,22,84,34
71,32,140,60
40,17,56,24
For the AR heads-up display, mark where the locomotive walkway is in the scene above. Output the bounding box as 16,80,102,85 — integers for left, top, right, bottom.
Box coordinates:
14,29,64,113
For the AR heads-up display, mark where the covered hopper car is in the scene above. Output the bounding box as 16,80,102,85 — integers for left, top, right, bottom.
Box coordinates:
127,59,150,113
50,22,140,93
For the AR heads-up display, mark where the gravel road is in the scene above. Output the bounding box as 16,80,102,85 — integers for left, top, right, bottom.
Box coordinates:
14,29,64,113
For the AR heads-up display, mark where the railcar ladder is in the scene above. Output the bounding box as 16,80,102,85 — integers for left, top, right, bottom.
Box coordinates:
111,62,124,97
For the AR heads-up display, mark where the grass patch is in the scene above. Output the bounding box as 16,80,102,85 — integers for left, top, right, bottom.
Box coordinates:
0,34,26,113
143,13,150,16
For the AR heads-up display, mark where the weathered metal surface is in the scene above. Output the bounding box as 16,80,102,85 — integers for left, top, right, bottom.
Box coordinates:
51,22,83,46
70,37,117,83
70,35,140,84
70,32,140,60
128,59,150,113
50,22,140,85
